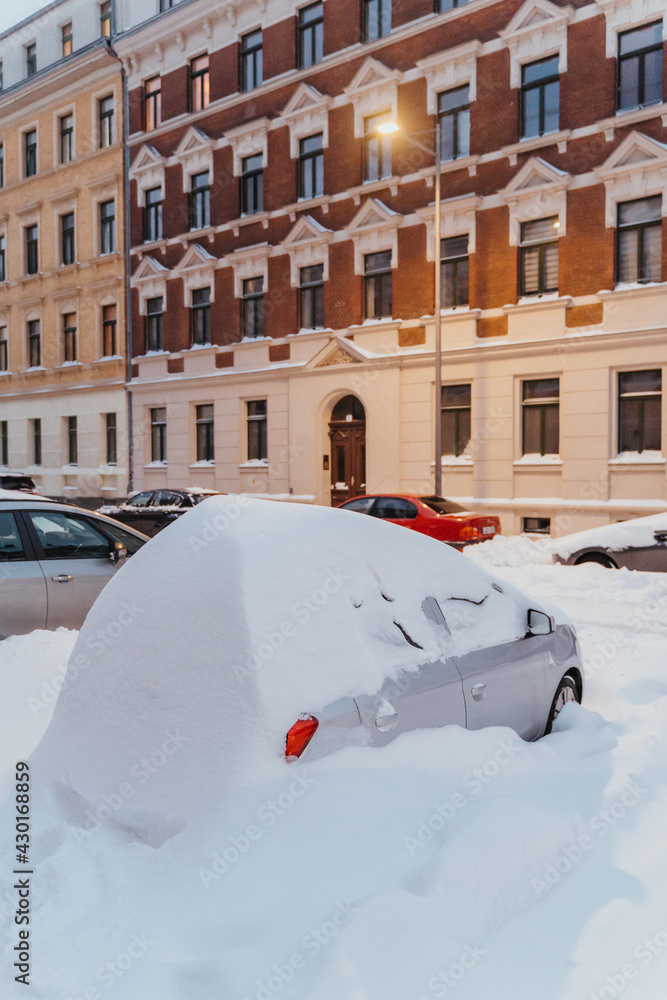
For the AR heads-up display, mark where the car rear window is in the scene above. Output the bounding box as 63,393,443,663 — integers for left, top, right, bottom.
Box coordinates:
419,496,468,514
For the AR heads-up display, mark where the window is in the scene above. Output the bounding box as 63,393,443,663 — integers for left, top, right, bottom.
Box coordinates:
146,297,164,352
195,404,214,462
31,512,113,559
26,43,37,77
190,287,211,345
521,56,559,138
522,378,559,456
98,96,114,147
67,416,78,464
25,130,37,177
241,154,263,215
160,0,176,9
616,196,661,284
299,264,324,329
437,0,468,9
100,1,112,38
102,304,117,356
144,187,163,242
32,419,41,466
523,517,551,534
0,144,4,186
106,413,117,465
144,76,161,131
299,134,324,199
60,113,74,163
0,61,3,93
0,235,5,282
189,171,210,229
362,0,391,42
441,384,471,456
0,328,7,371
519,217,559,295
28,320,41,368
298,3,323,68
618,369,661,454
61,213,75,266
618,21,662,111
189,55,210,112
63,313,76,362
242,277,264,338
373,497,418,520
100,200,115,255
364,251,392,319
26,225,39,275
151,407,167,462
364,114,392,182
247,400,267,460
438,86,470,161
61,22,73,58
0,422,7,466
240,30,263,91
441,235,469,307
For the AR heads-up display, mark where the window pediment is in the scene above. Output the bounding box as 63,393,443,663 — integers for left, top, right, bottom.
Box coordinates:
416,194,482,261
596,131,667,225
281,84,331,158
597,0,667,57
175,243,218,305
228,242,272,297
417,41,482,115
348,198,401,273
130,144,166,203
133,254,169,314
500,0,573,88
224,118,271,176
344,58,401,139
501,157,571,243
282,215,333,286
174,127,215,192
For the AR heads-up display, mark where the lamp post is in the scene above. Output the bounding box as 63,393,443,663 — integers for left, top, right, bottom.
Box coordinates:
377,120,443,495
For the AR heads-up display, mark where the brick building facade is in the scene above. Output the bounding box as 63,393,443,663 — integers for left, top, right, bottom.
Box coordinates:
116,0,667,534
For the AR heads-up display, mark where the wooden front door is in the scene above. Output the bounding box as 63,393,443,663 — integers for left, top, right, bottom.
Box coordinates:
329,421,366,506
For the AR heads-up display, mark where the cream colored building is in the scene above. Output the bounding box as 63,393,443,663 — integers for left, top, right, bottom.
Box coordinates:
0,4,127,499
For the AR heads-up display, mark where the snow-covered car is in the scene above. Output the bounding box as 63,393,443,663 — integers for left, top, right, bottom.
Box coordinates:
40,496,583,826
99,487,225,537
0,496,149,638
552,512,667,571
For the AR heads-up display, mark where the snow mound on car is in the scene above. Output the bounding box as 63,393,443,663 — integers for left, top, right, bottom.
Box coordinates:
32,496,541,839
552,511,667,559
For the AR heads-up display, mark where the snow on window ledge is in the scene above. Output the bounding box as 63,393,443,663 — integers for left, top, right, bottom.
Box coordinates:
239,459,268,468
513,454,563,466
190,460,215,468
144,460,168,468
609,451,665,465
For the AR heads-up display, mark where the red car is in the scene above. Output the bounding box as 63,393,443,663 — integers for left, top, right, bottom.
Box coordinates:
337,494,501,546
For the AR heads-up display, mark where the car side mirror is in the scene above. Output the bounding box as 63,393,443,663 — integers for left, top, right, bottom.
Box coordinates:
527,608,554,636
110,541,127,567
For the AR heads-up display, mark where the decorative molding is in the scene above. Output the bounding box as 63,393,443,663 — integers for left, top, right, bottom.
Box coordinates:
347,198,402,274
174,243,218,305
133,254,170,314
173,126,215,191
416,40,482,115
499,0,574,88
224,117,271,176
308,337,367,368
500,156,572,243
280,83,332,158
416,194,482,260
344,57,402,139
228,241,272,297
129,144,167,202
282,214,334,286
596,0,667,57
595,130,667,226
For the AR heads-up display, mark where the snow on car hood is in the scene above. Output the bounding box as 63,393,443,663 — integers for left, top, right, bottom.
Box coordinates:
552,511,667,559
33,495,556,837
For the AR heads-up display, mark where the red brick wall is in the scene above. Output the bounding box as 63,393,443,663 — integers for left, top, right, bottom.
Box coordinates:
266,256,297,338
396,226,430,320
210,42,239,102
326,242,361,330
474,206,515,309
561,16,615,128
264,18,296,80
561,186,613,297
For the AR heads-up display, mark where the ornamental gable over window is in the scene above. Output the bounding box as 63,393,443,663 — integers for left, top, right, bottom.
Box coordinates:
224,118,271,176
595,130,667,225
173,126,214,191
282,214,333,286
344,57,401,139
347,197,401,273
281,83,331,158
174,242,218,305
133,254,169,314
129,144,166,202
500,0,573,87
501,156,572,243
417,41,482,115
597,0,667,57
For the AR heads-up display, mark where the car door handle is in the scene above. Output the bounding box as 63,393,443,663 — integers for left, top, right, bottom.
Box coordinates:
471,682,486,700
52,574,73,583
375,698,398,732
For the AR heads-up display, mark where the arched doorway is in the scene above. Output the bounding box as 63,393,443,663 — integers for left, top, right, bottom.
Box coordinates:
329,394,366,506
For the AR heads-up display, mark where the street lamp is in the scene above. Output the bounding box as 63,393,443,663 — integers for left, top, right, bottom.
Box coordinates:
376,119,443,496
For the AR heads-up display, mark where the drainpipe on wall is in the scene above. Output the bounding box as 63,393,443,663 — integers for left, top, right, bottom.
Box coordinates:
107,37,134,495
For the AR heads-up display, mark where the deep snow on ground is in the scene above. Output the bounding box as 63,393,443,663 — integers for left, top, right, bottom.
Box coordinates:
1,522,667,1000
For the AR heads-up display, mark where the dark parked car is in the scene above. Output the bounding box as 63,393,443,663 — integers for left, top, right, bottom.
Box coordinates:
337,493,501,546
0,474,38,493
98,488,225,537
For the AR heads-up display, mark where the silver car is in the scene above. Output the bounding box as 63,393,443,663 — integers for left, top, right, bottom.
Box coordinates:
287,603,584,761
552,512,667,571
0,494,149,639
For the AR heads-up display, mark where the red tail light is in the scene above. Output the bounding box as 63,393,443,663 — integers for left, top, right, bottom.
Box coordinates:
285,715,319,760
459,525,481,541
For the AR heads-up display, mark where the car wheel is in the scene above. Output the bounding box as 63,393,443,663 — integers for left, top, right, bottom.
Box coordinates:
545,674,580,734
574,552,617,569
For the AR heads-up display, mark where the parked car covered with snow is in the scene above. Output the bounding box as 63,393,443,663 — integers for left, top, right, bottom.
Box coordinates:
99,487,225,536
552,512,667,570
